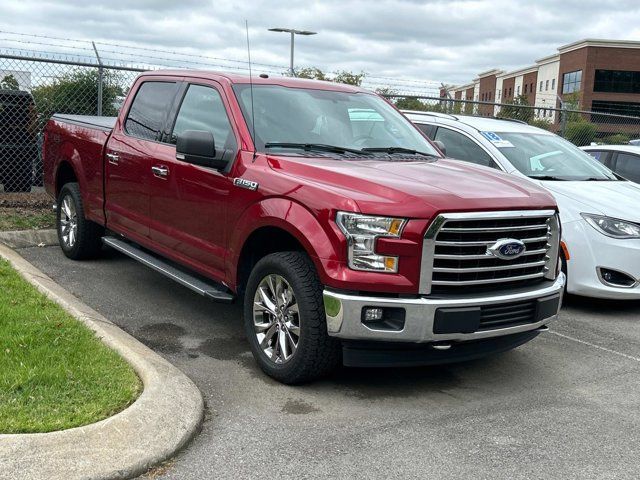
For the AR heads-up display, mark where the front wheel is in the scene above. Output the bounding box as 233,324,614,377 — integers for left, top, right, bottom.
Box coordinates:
56,183,103,260
243,252,340,384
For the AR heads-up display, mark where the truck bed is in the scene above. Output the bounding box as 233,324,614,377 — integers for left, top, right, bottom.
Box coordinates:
52,114,117,132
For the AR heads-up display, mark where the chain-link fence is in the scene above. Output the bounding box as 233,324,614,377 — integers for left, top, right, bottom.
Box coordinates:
4,51,640,194
0,53,143,193
384,94,640,148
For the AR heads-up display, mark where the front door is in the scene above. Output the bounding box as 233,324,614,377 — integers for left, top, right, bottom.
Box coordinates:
149,82,239,280
105,80,179,240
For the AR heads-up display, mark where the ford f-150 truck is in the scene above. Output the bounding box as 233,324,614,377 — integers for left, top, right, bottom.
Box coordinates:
43,70,565,384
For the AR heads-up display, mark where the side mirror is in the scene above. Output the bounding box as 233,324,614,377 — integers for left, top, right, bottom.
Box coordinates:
176,130,228,169
433,140,447,157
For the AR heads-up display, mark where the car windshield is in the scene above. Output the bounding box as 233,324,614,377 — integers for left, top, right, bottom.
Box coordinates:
233,84,439,157
491,132,617,180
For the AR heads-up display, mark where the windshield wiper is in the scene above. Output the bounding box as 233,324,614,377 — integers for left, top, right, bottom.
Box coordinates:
360,147,437,157
265,142,372,156
583,177,615,181
528,175,568,181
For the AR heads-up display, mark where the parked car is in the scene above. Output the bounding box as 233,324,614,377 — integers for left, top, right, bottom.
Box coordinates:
0,89,38,192
405,111,640,299
42,71,565,384
581,144,640,183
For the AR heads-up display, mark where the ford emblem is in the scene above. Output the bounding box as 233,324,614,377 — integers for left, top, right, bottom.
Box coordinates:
487,238,526,260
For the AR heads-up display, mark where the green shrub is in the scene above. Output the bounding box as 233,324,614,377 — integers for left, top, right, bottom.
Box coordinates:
600,133,630,145
564,121,597,146
528,118,553,131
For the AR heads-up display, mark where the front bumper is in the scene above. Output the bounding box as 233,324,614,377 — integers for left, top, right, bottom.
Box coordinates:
564,219,640,299
323,273,565,344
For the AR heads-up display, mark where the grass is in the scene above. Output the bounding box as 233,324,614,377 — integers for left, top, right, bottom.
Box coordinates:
0,209,56,231
0,259,141,433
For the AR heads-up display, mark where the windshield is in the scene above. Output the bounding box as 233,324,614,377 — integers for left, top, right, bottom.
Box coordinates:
492,132,617,181
233,84,439,156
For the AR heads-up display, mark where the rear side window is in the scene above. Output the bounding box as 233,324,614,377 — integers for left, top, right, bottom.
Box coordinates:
614,153,640,183
434,127,496,168
125,81,177,141
171,84,237,154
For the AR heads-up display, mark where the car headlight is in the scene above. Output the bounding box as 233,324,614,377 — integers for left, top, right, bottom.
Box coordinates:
581,213,640,239
336,212,406,272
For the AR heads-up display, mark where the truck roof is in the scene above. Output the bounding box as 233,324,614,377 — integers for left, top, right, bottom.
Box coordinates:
138,69,369,93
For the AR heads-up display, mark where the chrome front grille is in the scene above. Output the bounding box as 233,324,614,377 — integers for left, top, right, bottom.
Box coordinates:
419,210,560,294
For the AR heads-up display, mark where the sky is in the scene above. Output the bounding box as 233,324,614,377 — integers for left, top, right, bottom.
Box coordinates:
2,0,640,94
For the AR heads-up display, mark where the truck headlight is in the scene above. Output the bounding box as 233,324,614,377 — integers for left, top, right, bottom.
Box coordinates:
336,212,406,272
581,213,640,239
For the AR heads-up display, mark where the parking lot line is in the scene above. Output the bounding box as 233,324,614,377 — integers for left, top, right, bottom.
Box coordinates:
549,330,640,363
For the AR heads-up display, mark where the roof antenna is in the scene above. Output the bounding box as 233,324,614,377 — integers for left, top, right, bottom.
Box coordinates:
245,20,257,161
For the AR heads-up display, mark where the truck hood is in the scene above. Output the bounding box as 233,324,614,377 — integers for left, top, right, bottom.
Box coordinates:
541,180,640,223
267,155,556,218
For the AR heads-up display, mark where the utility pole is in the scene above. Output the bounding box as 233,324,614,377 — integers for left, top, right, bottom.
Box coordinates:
268,28,317,76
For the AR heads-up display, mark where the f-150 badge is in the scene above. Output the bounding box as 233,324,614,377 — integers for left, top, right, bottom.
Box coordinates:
233,178,259,191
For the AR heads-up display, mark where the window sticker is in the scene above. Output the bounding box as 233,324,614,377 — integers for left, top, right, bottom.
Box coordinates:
481,131,514,148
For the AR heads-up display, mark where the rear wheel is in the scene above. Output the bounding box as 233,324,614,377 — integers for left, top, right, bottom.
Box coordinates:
244,251,340,384
56,183,103,259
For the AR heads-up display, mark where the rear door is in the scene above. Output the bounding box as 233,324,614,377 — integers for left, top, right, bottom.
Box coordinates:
104,79,179,240
148,81,239,279
611,151,640,183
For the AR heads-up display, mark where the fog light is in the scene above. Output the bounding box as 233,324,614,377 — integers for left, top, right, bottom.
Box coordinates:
363,307,384,322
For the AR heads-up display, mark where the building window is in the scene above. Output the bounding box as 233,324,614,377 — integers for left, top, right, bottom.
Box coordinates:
517,86,520,96
592,100,640,120
545,80,549,91
551,78,555,90
562,70,582,94
498,89,501,99
539,81,543,91
594,69,640,93
524,84,528,94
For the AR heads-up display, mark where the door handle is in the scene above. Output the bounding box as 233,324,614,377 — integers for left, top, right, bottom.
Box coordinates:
106,152,119,165
151,165,169,178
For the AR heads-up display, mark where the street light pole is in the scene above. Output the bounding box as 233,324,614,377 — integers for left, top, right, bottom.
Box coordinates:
268,28,317,76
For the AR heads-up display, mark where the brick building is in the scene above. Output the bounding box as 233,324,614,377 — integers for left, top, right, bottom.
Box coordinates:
444,39,640,124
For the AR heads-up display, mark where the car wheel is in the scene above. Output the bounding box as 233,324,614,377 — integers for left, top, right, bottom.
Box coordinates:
56,182,104,260
244,251,340,384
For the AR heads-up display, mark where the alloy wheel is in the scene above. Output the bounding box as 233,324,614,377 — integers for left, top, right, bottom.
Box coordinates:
252,274,301,364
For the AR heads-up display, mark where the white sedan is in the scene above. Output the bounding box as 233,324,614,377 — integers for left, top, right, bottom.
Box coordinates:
405,111,640,299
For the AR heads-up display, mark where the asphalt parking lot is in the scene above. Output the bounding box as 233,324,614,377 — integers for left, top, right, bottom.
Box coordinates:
18,245,640,480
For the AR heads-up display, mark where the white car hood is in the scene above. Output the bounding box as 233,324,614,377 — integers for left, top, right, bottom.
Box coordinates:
541,180,640,223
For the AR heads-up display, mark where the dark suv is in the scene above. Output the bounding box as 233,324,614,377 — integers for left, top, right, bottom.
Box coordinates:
0,89,38,192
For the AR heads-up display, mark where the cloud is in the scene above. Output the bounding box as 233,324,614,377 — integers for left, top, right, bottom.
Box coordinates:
1,0,640,92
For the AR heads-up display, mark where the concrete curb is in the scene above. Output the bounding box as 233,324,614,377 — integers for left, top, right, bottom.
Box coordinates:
0,228,58,249
0,241,205,480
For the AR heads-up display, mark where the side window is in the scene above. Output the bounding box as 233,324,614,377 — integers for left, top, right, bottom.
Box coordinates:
415,122,436,139
171,84,237,155
434,127,496,168
614,153,640,183
585,150,605,163
125,82,177,141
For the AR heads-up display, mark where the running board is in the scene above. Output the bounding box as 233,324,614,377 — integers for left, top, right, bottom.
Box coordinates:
102,236,234,303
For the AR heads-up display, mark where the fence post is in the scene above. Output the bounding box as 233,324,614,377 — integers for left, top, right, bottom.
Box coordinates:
92,42,103,116
559,97,568,138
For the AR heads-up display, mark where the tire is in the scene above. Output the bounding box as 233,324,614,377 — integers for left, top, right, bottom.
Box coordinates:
56,182,104,260
243,251,341,384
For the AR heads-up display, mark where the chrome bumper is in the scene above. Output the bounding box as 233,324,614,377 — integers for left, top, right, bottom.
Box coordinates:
323,273,565,343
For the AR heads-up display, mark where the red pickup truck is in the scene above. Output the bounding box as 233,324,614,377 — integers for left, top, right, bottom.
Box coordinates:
43,70,565,383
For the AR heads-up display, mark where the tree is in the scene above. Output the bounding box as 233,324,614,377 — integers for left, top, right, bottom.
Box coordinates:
294,67,365,86
331,70,365,86
295,67,327,81
1,74,20,90
31,70,125,123
497,94,534,122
